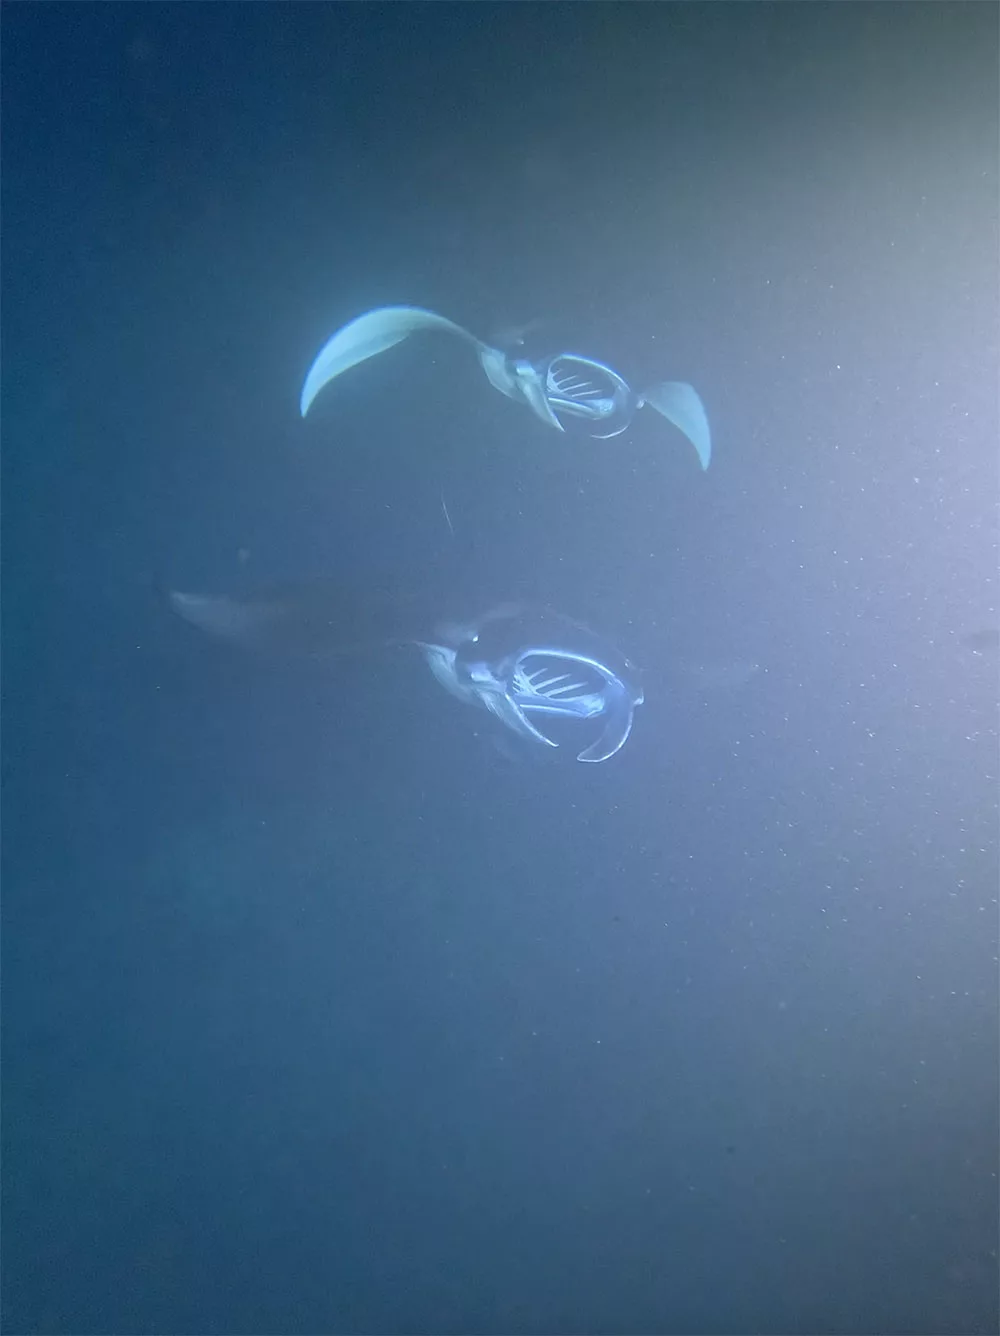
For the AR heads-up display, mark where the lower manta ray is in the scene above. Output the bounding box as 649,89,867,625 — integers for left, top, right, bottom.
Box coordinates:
170,587,644,764
299,305,711,471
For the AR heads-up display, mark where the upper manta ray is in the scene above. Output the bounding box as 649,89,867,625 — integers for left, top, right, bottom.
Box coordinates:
170,587,644,764
299,305,712,471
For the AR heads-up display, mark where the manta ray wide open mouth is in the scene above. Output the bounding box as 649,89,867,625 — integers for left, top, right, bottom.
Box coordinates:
544,356,627,420
513,650,608,716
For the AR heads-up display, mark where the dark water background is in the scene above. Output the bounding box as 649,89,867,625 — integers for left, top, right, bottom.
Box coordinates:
3,4,997,1333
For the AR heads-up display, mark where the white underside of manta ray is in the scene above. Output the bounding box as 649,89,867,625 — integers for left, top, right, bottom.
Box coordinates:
299,305,712,470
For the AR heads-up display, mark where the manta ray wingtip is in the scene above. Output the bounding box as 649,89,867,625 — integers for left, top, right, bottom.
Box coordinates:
641,381,712,470
299,305,483,419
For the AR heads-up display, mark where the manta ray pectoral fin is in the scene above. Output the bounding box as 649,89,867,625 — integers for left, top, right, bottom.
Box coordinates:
299,306,483,417
169,591,281,648
639,381,712,470
168,584,407,657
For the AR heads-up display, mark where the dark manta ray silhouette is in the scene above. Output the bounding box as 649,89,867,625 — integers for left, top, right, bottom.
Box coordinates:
170,585,644,763
299,305,712,471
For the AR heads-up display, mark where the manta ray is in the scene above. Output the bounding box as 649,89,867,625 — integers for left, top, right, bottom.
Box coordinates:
299,305,711,471
170,586,644,764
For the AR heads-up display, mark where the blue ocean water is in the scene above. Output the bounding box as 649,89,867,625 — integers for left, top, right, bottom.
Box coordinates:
2,5,997,1333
